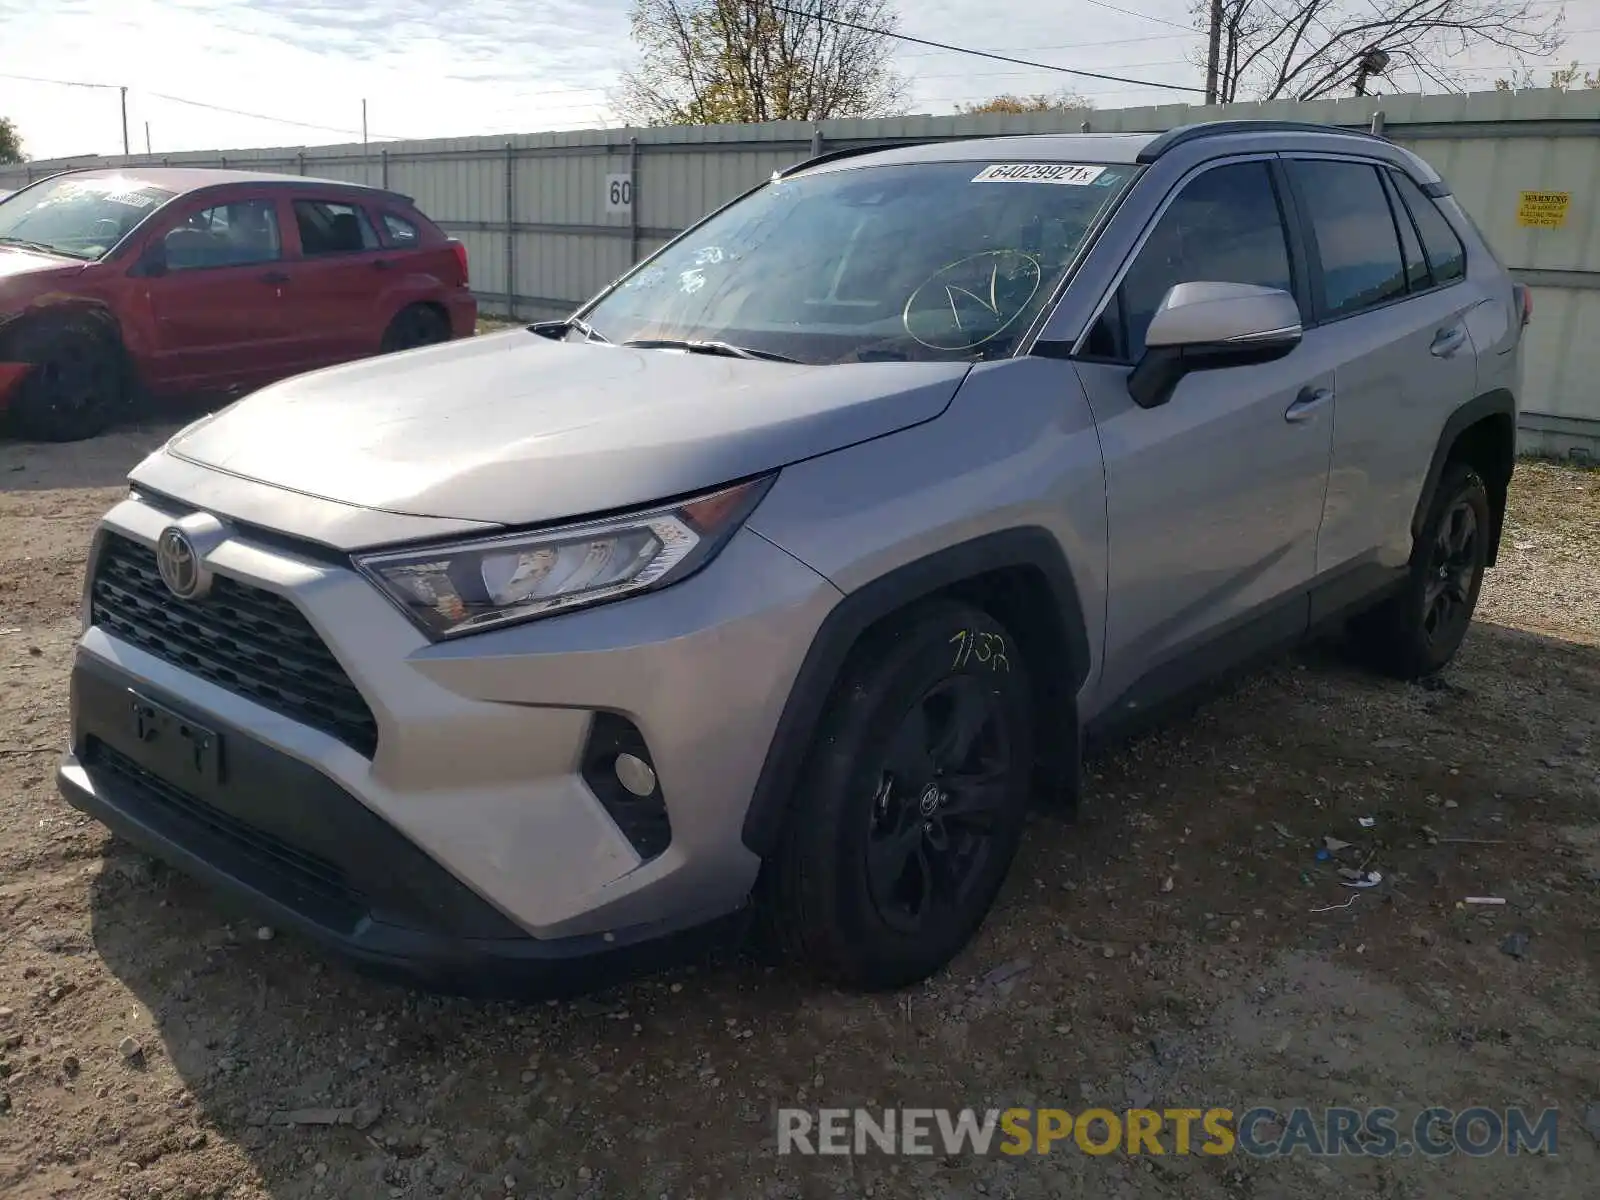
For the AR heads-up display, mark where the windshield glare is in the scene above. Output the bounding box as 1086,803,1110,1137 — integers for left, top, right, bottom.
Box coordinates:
0,176,176,260
582,160,1136,364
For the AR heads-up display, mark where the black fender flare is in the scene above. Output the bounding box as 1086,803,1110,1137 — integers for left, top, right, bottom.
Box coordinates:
740,527,1092,858
1410,389,1516,565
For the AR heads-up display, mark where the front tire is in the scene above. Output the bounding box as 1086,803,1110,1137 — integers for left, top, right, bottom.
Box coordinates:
1352,462,1491,679
4,318,124,442
764,600,1035,990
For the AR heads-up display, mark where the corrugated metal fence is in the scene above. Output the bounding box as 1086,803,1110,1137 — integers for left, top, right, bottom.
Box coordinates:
4,88,1597,456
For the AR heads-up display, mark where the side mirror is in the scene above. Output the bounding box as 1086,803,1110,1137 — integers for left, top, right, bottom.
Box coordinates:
1128,282,1302,409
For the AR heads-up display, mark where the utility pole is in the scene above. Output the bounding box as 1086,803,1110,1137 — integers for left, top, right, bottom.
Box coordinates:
362,99,369,185
1203,0,1223,105
144,121,151,155
119,86,130,156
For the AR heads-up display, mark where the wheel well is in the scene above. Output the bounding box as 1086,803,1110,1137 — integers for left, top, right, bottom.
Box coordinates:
1445,412,1515,566
741,531,1090,858
0,304,124,359
391,300,448,329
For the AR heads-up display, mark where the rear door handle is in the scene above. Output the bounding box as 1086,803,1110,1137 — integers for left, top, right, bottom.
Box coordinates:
259,270,290,285
1285,386,1333,423
372,259,393,271
1430,325,1468,358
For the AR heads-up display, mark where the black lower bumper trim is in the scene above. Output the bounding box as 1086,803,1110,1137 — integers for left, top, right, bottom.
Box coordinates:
60,657,745,998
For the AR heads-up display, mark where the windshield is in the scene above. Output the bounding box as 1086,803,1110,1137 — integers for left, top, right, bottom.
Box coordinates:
0,175,176,260
580,160,1136,364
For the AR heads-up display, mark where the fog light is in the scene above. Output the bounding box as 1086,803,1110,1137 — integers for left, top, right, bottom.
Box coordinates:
615,752,657,797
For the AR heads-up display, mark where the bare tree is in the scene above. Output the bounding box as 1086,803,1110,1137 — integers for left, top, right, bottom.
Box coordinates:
956,91,1095,115
615,0,909,125
1191,0,1563,102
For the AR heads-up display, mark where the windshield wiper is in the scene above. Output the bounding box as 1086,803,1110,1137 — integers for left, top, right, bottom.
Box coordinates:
528,316,609,344
0,236,84,259
622,338,800,363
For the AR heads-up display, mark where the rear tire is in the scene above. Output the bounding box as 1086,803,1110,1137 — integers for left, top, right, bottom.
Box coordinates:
1350,461,1491,679
4,317,124,442
762,600,1035,990
381,305,450,353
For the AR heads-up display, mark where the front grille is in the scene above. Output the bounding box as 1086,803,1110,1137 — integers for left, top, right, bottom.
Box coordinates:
90,533,379,756
85,739,362,925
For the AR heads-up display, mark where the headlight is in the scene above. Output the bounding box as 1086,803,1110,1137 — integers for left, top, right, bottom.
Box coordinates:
354,476,773,639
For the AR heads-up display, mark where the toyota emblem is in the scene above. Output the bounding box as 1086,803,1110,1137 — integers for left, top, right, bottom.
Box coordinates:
156,526,210,600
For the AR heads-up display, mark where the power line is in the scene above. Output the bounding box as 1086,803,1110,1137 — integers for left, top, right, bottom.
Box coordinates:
1081,0,1196,32
762,1,1204,93
0,71,411,140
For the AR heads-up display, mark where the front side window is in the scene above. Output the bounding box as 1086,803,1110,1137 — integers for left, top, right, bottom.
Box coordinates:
1388,170,1466,285
579,160,1137,364
293,199,380,256
0,175,175,260
162,200,281,270
1290,160,1407,318
1084,160,1294,362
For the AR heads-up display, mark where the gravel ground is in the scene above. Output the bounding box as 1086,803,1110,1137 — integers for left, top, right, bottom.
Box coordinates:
0,428,1596,1200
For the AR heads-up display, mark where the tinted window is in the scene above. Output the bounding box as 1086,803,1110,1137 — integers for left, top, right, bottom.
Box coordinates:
1389,170,1466,285
582,161,1137,365
164,200,281,270
0,176,175,260
381,212,419,247
1291,160,1407,317
293,200,380,255
1087,161,1293,361
1381,171,1430,291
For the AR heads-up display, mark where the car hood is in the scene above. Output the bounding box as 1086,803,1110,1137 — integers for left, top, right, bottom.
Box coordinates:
161,330,970,527
0,246,83,290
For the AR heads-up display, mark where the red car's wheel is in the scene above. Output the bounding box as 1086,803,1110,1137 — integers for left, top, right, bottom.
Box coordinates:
381,305,450,353
4,317,124,443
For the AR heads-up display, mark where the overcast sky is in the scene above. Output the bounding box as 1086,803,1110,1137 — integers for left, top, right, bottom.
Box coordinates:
1,0,1592,161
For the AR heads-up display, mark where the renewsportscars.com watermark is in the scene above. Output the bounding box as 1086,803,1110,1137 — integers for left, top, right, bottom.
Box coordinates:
777,1106,1561,1158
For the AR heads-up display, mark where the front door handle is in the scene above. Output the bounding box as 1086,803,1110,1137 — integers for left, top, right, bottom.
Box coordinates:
1285,386,1333,423
373,259,393,271
259,270,290,285
1430,325,1468,358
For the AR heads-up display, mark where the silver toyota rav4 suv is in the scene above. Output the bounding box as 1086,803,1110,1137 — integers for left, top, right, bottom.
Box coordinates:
61,121,1526,995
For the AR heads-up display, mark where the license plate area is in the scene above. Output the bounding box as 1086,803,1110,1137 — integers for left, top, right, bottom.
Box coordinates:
127,690,222,788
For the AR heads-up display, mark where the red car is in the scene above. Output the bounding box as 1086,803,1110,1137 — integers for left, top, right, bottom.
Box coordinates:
0,167,476,441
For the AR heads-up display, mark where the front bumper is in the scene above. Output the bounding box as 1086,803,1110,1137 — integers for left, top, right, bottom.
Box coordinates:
58,664,743,997
64,487,841,989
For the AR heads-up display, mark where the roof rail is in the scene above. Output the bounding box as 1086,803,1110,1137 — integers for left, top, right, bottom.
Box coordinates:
778,140,930,178
1136,120,1388,163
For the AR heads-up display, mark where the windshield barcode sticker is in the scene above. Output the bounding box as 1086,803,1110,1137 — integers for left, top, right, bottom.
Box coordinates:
972,163,1105,186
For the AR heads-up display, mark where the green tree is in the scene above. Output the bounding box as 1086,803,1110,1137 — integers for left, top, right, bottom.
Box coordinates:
1495,59,1600,90
616,0,908,125
956,91,1094,115
0,117,23,165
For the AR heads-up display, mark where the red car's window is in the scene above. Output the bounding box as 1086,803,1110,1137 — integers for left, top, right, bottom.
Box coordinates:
293,199,380,255
164,200,282,270
380,212,420,248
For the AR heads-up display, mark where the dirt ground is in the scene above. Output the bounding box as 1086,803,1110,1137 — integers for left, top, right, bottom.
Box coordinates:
0,427,1596,1200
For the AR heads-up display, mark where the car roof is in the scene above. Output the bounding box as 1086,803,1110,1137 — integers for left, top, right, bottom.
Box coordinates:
788,120,1403,176
30,166,411,204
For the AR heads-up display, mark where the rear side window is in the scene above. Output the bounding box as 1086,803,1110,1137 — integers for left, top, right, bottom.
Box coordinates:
381,212,420,247
1085,160,1294,361
293,199,380,256
1388,170,1466,285
1380,172,1431,291
1289,160,1407,318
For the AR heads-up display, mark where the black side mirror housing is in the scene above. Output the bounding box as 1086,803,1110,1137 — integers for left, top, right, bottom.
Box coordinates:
131,240,168,278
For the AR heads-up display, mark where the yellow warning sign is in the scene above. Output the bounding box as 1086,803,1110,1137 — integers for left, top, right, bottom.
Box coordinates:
1517,190,1571,229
